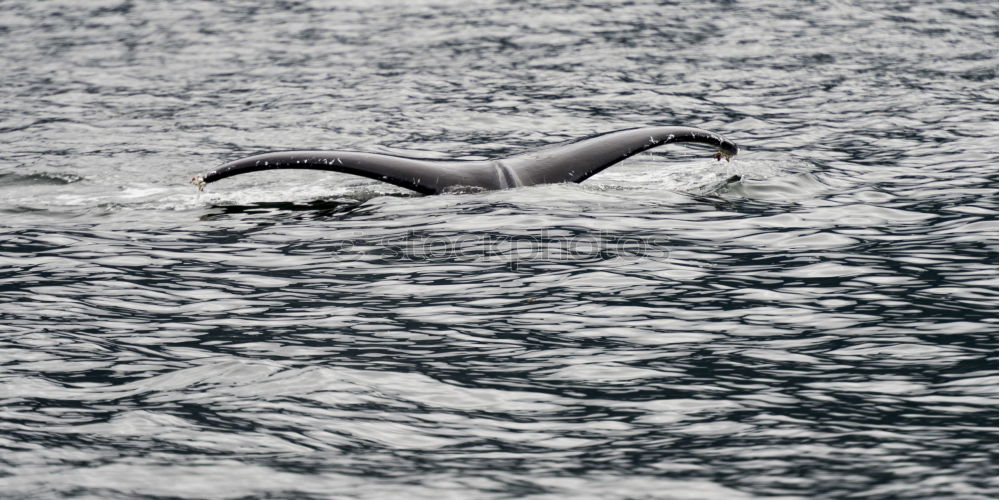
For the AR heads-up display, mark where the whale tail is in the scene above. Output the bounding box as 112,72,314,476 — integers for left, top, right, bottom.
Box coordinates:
192,151,491,195
501,126,739,187
193,126,738,195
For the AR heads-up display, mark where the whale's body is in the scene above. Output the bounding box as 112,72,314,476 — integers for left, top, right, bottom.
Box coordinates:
193,126,738,195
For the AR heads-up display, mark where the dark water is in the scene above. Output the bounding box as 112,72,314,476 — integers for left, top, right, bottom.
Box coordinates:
1,1,997,498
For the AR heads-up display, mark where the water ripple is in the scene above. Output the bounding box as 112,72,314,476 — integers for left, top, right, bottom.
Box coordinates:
1,0,996,499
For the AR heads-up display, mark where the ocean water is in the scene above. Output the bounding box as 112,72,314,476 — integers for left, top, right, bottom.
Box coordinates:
0,1,997,499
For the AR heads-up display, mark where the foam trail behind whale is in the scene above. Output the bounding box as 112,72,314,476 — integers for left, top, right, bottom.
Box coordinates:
192,126,739,195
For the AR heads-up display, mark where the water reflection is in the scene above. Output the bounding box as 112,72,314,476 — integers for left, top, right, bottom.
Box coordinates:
0,0,996,498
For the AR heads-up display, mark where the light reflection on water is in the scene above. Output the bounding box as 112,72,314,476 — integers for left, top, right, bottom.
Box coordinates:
0,0,997,499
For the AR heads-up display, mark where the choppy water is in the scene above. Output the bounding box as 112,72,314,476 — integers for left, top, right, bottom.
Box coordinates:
1,1,997,499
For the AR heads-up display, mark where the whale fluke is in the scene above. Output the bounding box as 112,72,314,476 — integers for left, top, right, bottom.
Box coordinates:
192,126,738,195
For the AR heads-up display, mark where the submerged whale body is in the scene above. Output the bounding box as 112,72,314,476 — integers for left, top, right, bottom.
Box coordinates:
192,126,739,195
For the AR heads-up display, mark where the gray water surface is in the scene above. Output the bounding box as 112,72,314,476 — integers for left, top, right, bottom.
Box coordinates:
1,1,997,499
